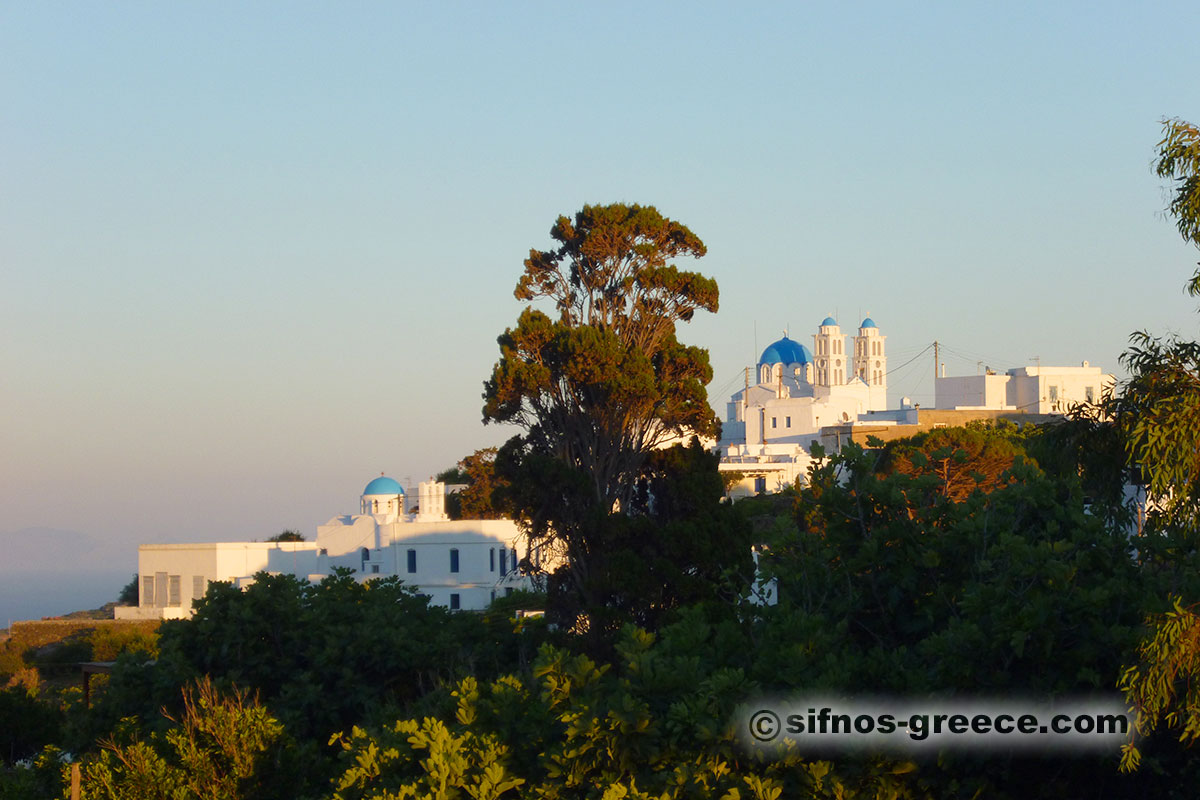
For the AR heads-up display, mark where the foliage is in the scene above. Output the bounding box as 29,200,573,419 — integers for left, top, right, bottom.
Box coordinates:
439,448,510,520
877,423,1026,502
118,575,139,606
746,438,1188,796
1119,598,1200,772
1155,118,1200,275
0,745,71,800
483,204,721,624
76,678,294,800
95,571,544,749
499,439,753,637
770,439,1151,694
1112,118,1200,770
0,687,64,765
329,624,916,800
1110,333,1200,532
86,626,159,663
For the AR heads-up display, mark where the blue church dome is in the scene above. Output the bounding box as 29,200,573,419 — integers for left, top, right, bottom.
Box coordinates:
363,476,403,496
860,317,877,328
820,316,838,327
759,336,814,366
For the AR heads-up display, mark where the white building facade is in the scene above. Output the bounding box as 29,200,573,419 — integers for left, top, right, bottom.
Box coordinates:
719,317,889,494
117,478,539,619
718,316,1112,497
935,363,1114,413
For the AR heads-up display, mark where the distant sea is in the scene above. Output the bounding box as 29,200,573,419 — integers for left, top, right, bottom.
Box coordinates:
0,570,131,629
0,527,134,628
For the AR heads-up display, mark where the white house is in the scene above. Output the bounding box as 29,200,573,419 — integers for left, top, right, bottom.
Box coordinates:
117,478,541,619
935,363,1114,414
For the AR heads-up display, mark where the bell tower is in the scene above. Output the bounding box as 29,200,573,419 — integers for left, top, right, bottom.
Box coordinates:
853,316,887,409
812,316,846,386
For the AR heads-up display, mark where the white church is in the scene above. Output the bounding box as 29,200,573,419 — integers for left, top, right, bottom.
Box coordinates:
719,316,889,493
718,315,1113,496
117,477,542,620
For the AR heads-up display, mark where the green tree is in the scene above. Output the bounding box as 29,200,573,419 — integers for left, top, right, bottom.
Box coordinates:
1116,118,1200,770
329,625,914,800
437,448,509,520
264,530,304,542
77,678,294,800
0,687,63,765
482,203,721,624
877,423,1026,504
758,438,1188,796
117,575,138,606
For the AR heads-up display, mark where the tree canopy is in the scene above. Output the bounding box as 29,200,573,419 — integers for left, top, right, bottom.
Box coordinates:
437,447,509,520
483,203,719,515
483,204,730,629
1111,117,1200,769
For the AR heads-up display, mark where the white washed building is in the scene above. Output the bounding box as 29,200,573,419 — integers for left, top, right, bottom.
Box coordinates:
719,317,889,495
117,478,540,619
718,316,1112,497
935,363,1114,414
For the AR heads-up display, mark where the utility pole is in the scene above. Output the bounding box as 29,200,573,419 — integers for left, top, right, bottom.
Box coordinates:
743,367,750,418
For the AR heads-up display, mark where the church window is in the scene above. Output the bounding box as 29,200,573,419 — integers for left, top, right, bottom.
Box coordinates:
406,549,417,573
450,548,460,573
450,593,460,610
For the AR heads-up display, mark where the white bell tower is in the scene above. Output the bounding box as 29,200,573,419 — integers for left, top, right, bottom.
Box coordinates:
812,316,846,387
853,316,887,410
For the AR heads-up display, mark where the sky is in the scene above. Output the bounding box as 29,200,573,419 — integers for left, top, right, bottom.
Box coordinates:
3,2,1199,613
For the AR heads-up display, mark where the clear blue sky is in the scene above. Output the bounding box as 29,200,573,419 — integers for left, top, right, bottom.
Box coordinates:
3,2,1199,572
